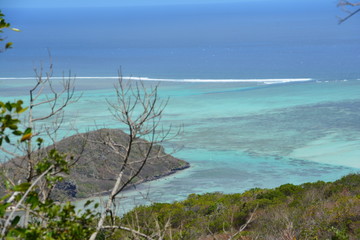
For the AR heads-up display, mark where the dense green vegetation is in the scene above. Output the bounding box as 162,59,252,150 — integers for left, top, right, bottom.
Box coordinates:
115,174,360,240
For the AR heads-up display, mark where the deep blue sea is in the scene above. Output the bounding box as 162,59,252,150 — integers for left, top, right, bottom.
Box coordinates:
2,1,360,79
1,1,360,212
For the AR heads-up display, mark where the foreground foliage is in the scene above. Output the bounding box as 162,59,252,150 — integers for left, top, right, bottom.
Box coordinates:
0,10,20,51
0,100,98,239
119,174,360,240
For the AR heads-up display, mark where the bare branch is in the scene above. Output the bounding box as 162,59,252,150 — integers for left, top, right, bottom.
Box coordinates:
90,73,182,240
338,0,360,6
0,146,22,159
25,62,80,182
1,166,54,237
228,205,258,240
338,0,360,23
339,8,360,23
102,225,155,240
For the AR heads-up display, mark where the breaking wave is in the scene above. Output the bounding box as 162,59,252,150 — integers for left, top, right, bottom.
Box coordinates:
0,77,313,84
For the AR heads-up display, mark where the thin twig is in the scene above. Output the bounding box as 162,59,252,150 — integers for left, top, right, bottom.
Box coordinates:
228,205,258,240
102,225,155,240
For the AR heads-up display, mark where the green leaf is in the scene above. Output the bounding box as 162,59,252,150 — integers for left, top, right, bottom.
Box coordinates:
8,124,18,130
11,216,20,226
5,102,12,111
0,203,11,216
36,137,44,148
5,42,13,49
13,182,31,192
16,106,28,114
0,193,10,201
26,193,40,209
23,128,31,135
4,180,12,190
12,130,22,136
84,200,93,207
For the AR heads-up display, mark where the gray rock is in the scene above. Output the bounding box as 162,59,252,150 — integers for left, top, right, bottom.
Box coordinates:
2,129,189,199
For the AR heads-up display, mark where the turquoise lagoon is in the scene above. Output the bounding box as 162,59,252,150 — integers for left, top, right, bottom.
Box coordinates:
2,77,359,213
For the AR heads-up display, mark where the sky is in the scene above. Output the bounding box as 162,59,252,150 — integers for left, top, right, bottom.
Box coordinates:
2,0,316,8
3,0,246,8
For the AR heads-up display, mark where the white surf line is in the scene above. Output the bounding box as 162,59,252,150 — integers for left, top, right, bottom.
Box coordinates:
119,77,313,83
180,78,313,83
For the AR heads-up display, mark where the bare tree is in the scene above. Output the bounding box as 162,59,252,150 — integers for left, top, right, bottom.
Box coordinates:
228,205,258,240
338,0,360,23
1,67,181,239
90,74,181,240
0,62,82,234
25,62,79,181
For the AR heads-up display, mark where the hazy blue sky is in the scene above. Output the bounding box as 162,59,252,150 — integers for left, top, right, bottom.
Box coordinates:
3,0,238,8
2,0,312,8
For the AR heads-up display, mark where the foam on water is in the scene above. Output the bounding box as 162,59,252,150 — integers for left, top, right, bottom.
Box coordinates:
0,76,313,84
132,77,313,84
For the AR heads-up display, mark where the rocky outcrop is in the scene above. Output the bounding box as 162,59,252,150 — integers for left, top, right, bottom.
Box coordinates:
3,129,189,199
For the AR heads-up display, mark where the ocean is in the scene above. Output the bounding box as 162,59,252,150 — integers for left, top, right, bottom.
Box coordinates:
1,1,360,212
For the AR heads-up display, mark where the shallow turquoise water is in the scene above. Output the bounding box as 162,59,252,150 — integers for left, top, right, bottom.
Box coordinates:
2,78,359,212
